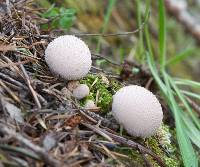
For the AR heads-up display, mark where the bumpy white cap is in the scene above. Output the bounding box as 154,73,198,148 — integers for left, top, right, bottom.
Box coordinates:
45,35,92,80
72,84,89,99
112,85,163,137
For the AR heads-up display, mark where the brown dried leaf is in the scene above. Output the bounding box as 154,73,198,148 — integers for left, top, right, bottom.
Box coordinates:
65,115,82,128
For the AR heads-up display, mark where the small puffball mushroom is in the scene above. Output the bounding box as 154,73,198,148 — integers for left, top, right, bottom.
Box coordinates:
45,35,92,80
84,100,96,109
112,85,163,137
72,84,89,100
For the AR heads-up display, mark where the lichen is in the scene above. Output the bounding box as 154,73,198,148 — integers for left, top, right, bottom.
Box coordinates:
80,74,122,112
145,124,181,167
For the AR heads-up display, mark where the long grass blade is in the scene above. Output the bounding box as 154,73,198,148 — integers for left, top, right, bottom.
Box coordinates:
146,51,199,167
146,52,167,94
169,76,200,129
181,90,200,101
163,72,198,167
182,113,200,148
158,0,166,69
166,48,196,66
145,1,199,165
136,0,144,62
174,78,200,88
96,0,116,53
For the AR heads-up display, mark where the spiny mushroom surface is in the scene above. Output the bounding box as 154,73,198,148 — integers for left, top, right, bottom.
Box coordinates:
112,85,163,137
72,84,89,100
45,35,92,80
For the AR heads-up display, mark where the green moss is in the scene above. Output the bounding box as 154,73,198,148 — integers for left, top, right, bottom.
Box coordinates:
80,74,122,112
145,124,181,167
114,147,145,166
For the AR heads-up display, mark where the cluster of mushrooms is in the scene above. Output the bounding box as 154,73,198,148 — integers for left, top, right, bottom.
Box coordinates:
45,35,163,138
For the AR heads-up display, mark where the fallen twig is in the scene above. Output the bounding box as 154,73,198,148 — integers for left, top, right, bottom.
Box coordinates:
0,72,27,90
92,53,121,66
82,122,165,167
0,80,20,103
0,123,60,167
20,64,41,109
0,144,40,160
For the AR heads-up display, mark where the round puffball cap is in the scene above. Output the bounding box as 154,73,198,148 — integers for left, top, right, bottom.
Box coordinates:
45,35,92,80
112,85,163,137
72,84,89,100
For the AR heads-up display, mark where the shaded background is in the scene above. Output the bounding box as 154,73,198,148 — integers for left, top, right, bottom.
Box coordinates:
37,0,200,82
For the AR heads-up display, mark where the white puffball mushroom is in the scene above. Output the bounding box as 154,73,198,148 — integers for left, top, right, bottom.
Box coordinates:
45,35,92,80
72,84,89,100
112,85,163,137
84,100,96,109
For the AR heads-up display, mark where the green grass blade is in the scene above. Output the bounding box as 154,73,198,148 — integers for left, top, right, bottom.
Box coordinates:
174,78,200,88
182,113,200,148
163,72,198,167
144,1,167,93
96,0,116,53
169,76,200,129
144,9,153,57
186,129,200,149
146,52,167,94
158,0,166,69
166,48,196,66
146,46,199,167
136,0,144,62
145,2,199,165
175,114,198,167
181,90,200,101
